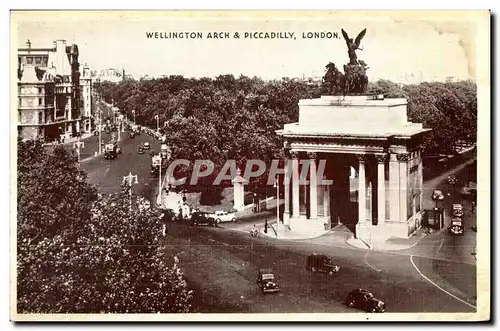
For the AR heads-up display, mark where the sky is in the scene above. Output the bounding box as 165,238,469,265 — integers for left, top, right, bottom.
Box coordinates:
12,11,484,83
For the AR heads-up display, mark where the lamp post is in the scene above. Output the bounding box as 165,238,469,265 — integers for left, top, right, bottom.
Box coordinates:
122,172,138,211
98,109,102,155
158,158,163,204
155,114,159,133
132,109,136,125
73,140,84,162
274,175,279,238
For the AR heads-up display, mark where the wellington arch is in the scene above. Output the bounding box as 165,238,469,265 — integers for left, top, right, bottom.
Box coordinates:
276,95,431,246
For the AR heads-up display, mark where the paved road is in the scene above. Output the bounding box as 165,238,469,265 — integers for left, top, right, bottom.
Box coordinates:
163,220,476,313
82,131,162,200
214,158,479,313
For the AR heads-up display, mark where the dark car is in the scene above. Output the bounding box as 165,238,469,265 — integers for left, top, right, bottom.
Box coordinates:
256,268,279,293
345,289,386,313
191,212,216,227
306,253,340,275
449,218,465,235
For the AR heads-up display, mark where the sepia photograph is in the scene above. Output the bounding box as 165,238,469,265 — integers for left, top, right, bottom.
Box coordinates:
9,10,490,322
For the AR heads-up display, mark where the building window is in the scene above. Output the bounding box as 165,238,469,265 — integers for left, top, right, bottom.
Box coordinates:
35,57,41,65
38,112,43,123
18,111,22,123
38,98,43,106
26,57,33,64
38,87,43,94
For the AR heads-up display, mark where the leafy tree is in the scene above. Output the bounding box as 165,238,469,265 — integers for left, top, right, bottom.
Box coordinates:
99,75,476,191
17,141,193,313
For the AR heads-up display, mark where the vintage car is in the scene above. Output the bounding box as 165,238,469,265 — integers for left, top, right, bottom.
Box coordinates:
452,204,464,217
191,212,216,227
449,218,465,235
209,210,237,224
143,141,151,150
447,176,458,185
345,289,386,313
306,253,340,275
137,146,145,154
432,189,445,201
131,124,141,135
256,268,280,293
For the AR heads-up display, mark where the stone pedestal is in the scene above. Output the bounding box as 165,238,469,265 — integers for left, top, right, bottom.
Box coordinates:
232,168,248,212
277,95,431,240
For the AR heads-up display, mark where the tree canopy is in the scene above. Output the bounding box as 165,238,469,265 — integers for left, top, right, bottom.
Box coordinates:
98,75,477,195
17,140,193,313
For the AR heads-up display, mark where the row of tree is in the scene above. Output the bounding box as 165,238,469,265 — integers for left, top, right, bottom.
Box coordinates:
96,75,476,196
17,140,193,313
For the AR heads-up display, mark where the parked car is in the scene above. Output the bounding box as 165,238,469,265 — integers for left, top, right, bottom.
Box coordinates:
256,268,280,293
137,146,145,154
143,141,151,150
345,289,386,313
452,204,464,217
210,210,237,224
191,212,216,227
432,189,445,201
306,253,340,275
449,218,465,235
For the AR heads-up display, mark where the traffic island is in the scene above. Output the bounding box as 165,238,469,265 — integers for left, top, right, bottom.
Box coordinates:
260,223,331,240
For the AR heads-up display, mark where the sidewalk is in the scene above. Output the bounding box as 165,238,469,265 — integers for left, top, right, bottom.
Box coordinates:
345,227,430,251
43,132,93,148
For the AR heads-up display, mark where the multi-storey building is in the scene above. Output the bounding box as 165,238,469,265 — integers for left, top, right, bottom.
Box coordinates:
80,63,93,133
17,39,81,142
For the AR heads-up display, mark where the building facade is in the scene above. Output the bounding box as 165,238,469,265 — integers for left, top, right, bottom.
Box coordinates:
17,39,81,141
277,95,431,246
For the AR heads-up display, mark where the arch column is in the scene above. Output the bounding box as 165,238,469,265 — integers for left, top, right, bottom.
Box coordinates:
397,153,409,222
376,154,387,225
307,152,318,220
389,153,400,222
290,150,300,219
357,154,367,225
283,149,291,225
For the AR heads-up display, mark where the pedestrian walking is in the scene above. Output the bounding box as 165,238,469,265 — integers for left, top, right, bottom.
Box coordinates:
471,201,475,213
264,219,268,234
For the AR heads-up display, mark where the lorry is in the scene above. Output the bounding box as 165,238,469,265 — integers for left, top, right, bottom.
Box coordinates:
161,143,169,159
150,154,162,177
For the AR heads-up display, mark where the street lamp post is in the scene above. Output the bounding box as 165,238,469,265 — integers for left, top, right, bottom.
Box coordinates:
155,114,159,132
158,159,163,204
132,109,136,125
122,172,139,211
98,109,102,155
73,140,85,162
274,175,279,238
